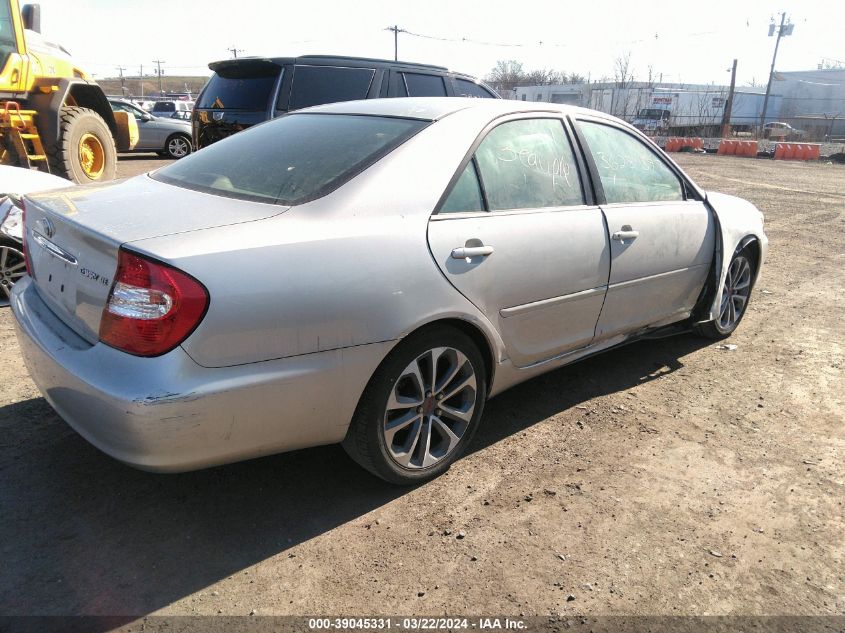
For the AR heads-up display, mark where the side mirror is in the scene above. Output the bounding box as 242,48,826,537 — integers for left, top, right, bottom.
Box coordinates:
22,4,42,33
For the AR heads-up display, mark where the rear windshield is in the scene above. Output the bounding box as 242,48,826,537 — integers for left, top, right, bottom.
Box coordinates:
197,67,281,110
153,113,428,205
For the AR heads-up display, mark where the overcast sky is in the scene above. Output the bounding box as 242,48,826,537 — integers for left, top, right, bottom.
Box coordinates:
34,0,845,87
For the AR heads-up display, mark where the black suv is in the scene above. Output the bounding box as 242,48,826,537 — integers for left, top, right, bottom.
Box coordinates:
192,55,499,148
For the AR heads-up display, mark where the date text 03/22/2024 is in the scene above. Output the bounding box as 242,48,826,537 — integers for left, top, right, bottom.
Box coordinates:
307,617,527,630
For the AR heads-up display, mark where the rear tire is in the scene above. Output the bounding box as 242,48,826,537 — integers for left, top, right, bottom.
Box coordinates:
46,106,117,183
694,245,756,340
342,325,487,485
164,134,192,159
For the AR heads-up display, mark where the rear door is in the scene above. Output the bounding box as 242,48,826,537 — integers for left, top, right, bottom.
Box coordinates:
427,115,610,367
573,117,715,339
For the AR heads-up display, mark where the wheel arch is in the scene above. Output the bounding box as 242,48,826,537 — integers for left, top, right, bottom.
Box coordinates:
26,79,118,148
737,234,762,281
691,232,763,323
398,317,497,393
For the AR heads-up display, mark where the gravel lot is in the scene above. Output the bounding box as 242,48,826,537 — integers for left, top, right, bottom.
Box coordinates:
1,152,843,622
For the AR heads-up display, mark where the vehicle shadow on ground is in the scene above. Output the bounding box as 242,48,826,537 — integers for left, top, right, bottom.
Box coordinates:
0,334,709,624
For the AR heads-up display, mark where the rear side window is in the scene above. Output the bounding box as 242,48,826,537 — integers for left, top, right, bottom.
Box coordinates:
197,68,281,110
153,114,428,206
474,119,584,210
455,79,495,98
290,65,376,111
440,161,485,213
578,121,684,204
403,73,447,97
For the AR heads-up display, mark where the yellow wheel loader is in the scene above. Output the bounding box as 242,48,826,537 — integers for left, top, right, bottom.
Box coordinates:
0,1,137,183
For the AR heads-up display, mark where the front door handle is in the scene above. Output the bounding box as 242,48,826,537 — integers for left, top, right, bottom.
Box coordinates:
611,228,639,241
451,245,494,259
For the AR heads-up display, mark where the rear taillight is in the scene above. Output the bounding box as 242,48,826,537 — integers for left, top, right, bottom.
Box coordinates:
99,249,209,357
21,199,34,279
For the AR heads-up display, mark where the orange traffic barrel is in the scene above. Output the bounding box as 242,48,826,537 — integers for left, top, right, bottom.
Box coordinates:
774,143,785,159
807,144,821,160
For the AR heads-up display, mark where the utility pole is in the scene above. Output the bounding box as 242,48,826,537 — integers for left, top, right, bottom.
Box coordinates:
152,59,166,96
227,46,244,59
385,25,405,61
139,64,144,98
721,59,737,138
117,66,127,97
760,13,793,135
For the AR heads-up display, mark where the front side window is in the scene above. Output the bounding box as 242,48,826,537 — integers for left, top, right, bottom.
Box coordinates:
0,2,17,65
153,113,427,206
403,73,447,97
578,121,684,204
473,118,584,211
289,66,375,111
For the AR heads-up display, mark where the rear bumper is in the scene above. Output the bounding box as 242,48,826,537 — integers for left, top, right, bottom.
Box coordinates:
11,277,392,472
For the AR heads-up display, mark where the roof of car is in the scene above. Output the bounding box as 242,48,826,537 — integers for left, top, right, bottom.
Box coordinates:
207,55,494,79
299,97,596,122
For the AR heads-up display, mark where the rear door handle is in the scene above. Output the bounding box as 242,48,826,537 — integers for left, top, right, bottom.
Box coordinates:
451,245,494,259
611,229,639,241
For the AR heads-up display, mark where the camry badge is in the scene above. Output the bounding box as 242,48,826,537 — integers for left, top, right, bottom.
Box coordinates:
36,217,55,239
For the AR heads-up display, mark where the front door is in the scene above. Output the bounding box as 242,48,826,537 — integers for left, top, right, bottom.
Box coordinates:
574,118,715,339
427,116,610,367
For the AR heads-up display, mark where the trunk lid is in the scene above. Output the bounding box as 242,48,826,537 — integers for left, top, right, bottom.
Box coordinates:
24,176,287,342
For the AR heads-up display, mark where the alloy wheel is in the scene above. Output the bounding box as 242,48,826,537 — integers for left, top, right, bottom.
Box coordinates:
718,255,752,330
0,244,26,305
383,346,478,470
168,137,190,158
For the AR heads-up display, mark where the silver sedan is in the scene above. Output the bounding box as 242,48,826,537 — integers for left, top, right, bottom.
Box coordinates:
11,98,767,484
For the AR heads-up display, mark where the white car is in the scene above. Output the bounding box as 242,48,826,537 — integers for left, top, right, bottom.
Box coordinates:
11,99,767,483
0,166,73,305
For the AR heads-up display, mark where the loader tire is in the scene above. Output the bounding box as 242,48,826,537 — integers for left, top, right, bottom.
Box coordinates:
46,107,117,183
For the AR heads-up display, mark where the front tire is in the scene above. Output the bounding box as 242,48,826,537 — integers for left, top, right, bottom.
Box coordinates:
165,134,192,159
695,245,755,339
46,106,117,183
343,326,487,485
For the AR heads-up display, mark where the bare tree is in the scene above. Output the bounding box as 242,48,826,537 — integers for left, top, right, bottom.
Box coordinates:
485,60,525,93
614,51,635,88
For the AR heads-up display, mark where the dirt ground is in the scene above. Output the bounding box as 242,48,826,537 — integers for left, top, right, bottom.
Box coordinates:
0,152,843,623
